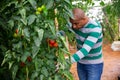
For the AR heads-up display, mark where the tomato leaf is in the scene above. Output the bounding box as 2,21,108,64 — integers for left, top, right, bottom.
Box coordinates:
27,15,36,25
12,65,18,80
40,75,44,80
9,61,14,69
21,51,30,62
41,67,48,77
32,45,39,58
31,72,39,79
28,0,37,9
33,29,44,47
46,0,54,9
62,71,73,80
24,28,30,38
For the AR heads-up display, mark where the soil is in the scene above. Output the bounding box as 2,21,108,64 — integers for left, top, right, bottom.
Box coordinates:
70,43,120,80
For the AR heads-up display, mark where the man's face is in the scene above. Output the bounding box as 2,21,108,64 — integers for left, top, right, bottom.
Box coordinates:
70,18,84,30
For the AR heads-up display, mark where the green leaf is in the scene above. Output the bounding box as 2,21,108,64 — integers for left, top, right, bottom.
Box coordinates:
34,37,40,47
63,71,73,80
26,67,29,80
19,8,26,19
58,51,65,63
34,58,38,71
33,29,44,47
32,45,39,58
60,48,70,55
41,67,48,77
1,50,12,66
31,72,39,79
20,18,27,25
100,1,105,6
13,41,22,50
19,8,27,25
24,28,30,38
21,51,30,62
40,75,44,80
28,0,37,9
64,0,71,4
37,29,44,41
0,1,16,13
27,15,36,25
59,36,69,51
55,75,59,80
47,20,56,35
9,61,14,69
64,7,73,19
46,0,54,9
48,77,52,80
43,8,48,16
12,65,18,80
8,20,14,29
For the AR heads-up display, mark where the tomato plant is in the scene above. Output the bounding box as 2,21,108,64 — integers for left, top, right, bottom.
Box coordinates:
0,0,73,80
0,0,104,80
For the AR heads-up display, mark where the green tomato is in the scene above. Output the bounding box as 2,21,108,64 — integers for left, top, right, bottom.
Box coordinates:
37,7,42,12
41,5,45,9
13,33,18,38
36,11,40,15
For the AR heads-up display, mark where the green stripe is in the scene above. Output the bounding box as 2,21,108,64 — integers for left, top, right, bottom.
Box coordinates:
81,48,88,56
82,53,102,60
76,34,103,45
84,40,94,47
90,32,100,38
85,24,96,28
72,54,80,62
75,31,88,38
76,39,83,45
97,37,102,43
85,23,101,28
90,46,102,54
77,45,102,54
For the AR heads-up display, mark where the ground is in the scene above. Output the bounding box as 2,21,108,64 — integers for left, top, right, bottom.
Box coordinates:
70,43,120,80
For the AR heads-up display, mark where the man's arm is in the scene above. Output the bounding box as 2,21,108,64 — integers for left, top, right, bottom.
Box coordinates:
71,27,102,63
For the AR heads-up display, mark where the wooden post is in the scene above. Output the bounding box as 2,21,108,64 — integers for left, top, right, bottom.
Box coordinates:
54,9,58,31
54,9,70,51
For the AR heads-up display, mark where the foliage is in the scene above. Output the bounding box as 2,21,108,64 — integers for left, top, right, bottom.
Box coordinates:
1,0,119,79
102,3,119,41
72,0,94,11
0,0,74,80
111,0,120,18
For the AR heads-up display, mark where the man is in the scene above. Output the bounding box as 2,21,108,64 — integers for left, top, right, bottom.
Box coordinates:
70,8,104,80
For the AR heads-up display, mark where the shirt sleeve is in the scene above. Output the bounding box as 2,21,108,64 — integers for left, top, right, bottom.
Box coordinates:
71,27,102,63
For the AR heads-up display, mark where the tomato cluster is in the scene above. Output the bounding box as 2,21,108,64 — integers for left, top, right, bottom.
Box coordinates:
47,39,58,48
36,5,45,15
20,56,32,67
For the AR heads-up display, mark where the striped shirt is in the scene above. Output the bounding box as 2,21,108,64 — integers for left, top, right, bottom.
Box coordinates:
71,19,103,64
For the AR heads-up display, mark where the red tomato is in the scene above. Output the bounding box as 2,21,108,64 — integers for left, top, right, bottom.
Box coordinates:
49,39,56,45
27,56,32,62
20,62,25,67
15,29,18,34
47,39,58,47
49,43,53,47
53,42,58,47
